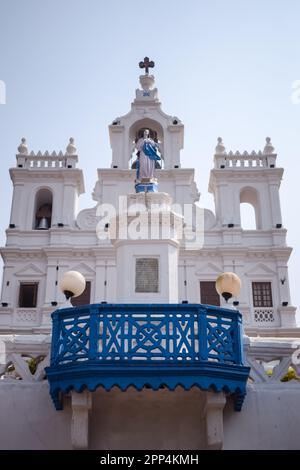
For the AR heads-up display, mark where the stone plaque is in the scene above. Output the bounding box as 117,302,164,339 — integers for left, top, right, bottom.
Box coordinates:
135,258,159,293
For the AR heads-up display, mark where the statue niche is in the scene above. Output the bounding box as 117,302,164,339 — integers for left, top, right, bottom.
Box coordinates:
131,127,163,171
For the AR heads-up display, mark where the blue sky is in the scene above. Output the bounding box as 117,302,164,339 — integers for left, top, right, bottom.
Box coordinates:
0,0,300,321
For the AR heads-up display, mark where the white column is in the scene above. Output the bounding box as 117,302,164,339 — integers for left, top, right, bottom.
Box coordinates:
0,265,13,303
10,183,25,228
71,390,92,450
204,391,226,450
186,262,198,303
62,183,77,226
44,261,58,305
106,261,116,303
269,183,282,227
110,126,125,168
167,125,183,169
178,262,185,302
276,263,290,304
95,259,106,302
216,183,235,226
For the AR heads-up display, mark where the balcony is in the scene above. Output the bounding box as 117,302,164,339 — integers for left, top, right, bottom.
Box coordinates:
46,303,250,412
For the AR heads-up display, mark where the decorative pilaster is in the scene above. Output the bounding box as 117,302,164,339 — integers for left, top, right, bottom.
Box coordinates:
62,182,77,226
44,260,58,306
269,181,282,228
9,182,25,228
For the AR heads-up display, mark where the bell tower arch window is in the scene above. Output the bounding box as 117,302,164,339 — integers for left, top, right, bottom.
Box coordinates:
34,188,53,230
240,187,262,230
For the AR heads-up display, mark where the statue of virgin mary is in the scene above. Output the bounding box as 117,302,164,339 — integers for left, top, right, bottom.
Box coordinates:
135,129,161,180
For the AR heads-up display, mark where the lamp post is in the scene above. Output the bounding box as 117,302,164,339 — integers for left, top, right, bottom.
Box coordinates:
59,270,86,307
215,272,241,303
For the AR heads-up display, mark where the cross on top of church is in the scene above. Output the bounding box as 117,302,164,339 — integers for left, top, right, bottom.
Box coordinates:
139,57,155,74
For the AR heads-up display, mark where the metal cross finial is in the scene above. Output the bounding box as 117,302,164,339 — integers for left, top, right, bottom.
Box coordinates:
139,57,155,74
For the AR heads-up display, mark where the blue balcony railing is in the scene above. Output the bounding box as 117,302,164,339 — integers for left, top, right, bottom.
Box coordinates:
46,303,250,411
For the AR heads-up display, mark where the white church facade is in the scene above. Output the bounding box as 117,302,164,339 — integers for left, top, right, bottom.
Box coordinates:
0,60,299,450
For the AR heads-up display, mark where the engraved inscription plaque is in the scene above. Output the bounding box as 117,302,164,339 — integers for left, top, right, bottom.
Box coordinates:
135,258,159,293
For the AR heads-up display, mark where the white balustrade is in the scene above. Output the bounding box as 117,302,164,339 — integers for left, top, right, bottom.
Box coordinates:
215,151,269,169
213,137,276,169
15,138,78,169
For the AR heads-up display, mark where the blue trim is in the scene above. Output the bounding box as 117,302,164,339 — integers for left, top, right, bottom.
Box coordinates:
135,182,158,193
46,303,250,411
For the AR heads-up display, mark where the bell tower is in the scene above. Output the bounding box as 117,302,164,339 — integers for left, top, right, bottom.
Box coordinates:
209,137,282,231
0,138,85,327
81,57,200,220
208,137,296,330
9,137,84,231
109,57,184,172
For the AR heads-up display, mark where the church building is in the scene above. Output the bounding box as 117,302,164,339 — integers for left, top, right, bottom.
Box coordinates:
0,59,299,450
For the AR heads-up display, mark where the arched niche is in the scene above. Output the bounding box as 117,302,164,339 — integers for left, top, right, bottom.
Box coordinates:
33,188,53,230
240,187,261,229
129,118,164,169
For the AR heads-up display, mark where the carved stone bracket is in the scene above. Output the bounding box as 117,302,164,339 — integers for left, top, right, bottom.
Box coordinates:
204,391,227,450
71,390,92,449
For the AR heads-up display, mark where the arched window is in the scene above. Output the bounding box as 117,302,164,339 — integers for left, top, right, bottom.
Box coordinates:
34,188,53,230
240,203,256,229
240,187,261,229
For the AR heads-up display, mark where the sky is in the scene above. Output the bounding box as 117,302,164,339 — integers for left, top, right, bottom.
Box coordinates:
0,0,299,322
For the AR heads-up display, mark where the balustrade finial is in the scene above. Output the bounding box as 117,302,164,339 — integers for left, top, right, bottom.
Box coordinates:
66,137,77,155
18,137,28,155
263,137,275,155
215,137,225,154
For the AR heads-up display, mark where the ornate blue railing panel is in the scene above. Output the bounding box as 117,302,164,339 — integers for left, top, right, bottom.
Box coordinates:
46,304,250,411
54,312,91,365
98,309,200,362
